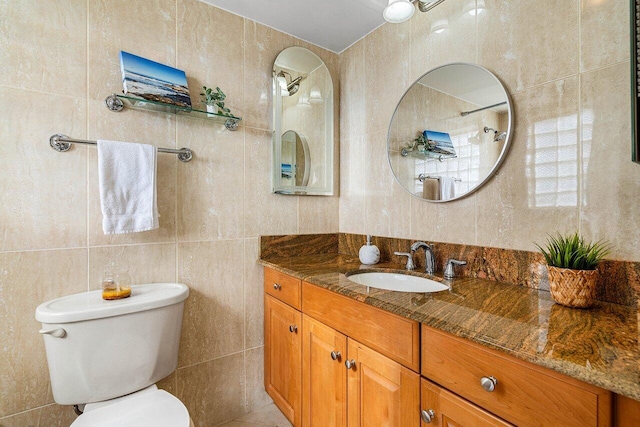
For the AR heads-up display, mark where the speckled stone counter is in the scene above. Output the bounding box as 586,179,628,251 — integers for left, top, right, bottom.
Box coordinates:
259,253,640,401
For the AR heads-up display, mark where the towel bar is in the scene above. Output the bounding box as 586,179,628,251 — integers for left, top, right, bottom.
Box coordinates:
49,134,193,162
418,174,462,182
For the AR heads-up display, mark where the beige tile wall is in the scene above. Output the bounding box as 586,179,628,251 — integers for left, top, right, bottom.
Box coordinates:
0,0,338,425
339,0,639,261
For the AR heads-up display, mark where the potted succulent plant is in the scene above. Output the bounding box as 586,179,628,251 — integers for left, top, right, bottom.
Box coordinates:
200,86,232,116
535,232,610,308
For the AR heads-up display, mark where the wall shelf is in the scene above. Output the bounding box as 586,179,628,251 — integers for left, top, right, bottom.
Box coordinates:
105,94,241,131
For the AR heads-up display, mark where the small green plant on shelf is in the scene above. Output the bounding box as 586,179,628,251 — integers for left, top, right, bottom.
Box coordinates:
535,232,610,271
200,86,233,116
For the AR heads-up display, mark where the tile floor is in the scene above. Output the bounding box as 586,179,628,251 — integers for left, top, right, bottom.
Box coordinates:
217,403,292,427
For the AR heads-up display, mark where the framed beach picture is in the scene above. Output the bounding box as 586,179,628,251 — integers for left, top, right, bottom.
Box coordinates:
119,51,192,108
424,130,456,157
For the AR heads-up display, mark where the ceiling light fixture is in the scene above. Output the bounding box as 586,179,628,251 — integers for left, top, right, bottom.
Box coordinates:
383,0,446,24
383,0,415,23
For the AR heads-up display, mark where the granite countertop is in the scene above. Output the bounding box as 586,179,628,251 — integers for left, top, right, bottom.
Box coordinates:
259,253,640,401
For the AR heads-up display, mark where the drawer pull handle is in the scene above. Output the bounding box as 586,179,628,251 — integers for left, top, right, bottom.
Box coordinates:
289,325,298,333
330,351,341,361
273,283,282,290
480,376,497,392
345,359,357,369
421,409,435,423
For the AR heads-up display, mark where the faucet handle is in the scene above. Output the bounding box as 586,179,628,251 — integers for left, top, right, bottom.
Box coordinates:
444,259,467,279
394,252,415,271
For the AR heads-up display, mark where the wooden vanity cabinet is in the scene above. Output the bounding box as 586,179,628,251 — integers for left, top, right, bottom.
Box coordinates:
265,267,617,427
421,378,513,427
264,269,303,426
302,314,420,427
614,394,640,426
346,338,420,427
302,314,347,426
422,326,612,427
265,295,302,425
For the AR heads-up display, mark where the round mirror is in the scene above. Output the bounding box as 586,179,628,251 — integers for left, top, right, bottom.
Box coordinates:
388,63,513,202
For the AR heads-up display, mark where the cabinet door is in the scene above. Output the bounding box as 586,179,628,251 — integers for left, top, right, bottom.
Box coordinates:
302,315,347,427
614,395,640,426
347,339,420,427
265,295,302,426
421,378,513,427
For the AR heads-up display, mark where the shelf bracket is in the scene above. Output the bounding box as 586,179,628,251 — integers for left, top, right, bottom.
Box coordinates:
105,94,124,112
224,118,239,131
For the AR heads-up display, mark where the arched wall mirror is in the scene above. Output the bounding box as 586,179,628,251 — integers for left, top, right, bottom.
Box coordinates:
388,62,513,202
272,46,334,195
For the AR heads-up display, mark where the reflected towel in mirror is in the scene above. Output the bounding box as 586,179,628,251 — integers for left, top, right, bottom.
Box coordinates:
439,176,456,200
423,177,441,200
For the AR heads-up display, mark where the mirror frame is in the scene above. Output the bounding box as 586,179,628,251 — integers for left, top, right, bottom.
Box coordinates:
387,62,514,202
632,0,639,163
272,46,334,195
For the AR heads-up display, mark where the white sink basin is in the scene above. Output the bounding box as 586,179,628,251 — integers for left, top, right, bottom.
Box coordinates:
346,272,449,293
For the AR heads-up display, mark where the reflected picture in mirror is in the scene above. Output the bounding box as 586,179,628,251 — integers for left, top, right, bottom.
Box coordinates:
387,62,513,202
272,47,334,195
280,130,310,187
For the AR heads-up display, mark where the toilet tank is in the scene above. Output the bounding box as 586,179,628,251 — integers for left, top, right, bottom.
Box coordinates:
36,283,189,405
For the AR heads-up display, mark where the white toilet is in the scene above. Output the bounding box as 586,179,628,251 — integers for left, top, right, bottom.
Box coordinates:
36,283,194,427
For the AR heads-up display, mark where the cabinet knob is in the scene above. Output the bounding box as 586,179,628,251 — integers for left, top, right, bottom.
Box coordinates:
289,325,298,333
273,283,282,290
330,351,341,361
480,376,497,392
421,409,435,423
345,359,357,369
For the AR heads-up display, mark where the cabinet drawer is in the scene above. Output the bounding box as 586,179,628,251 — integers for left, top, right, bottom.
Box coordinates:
421,326,611,427
265,268,301,310
303,282,420,372
422,378,513,426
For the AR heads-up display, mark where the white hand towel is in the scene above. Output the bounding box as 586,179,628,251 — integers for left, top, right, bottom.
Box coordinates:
439,176,456,200
97,140,159,235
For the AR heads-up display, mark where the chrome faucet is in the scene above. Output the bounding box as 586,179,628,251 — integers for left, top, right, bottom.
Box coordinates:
444,258,467,279
410,242,436,275
394,252,415,271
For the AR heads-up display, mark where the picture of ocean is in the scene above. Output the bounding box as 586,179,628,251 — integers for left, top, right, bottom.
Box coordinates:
424,130,456,156
120,51,192,108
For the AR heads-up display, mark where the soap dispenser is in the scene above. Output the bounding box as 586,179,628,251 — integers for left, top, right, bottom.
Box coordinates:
359,235,380,265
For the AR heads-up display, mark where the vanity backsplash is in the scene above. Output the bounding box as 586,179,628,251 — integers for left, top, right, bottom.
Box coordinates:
260,233,640,307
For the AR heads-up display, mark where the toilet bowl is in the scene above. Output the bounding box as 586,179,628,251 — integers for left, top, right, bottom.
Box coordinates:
70,385,194,427
36,283,192,426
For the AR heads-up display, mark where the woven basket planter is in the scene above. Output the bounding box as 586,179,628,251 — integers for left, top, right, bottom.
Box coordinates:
547,266,598,308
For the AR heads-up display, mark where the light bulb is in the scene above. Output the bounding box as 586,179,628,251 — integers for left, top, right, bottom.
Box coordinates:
383,0,415,23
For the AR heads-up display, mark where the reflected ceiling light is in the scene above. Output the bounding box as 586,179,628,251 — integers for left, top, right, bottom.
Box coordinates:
276,75,289,96
430,18,449,34
383,0,415,23
276,70,305,96
464,0,486,15
298,92,312,109
309,87,323,104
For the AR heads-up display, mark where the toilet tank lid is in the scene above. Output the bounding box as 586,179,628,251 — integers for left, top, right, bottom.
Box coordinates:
36,283,189,324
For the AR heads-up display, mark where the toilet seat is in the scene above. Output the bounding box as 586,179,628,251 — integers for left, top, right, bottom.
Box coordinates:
70,385,191,427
